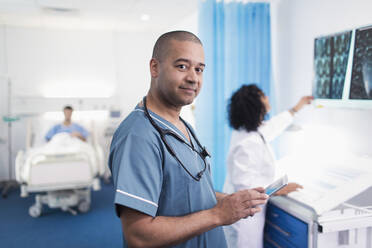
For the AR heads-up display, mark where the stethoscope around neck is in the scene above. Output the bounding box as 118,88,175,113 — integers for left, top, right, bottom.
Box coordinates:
143,96,211,181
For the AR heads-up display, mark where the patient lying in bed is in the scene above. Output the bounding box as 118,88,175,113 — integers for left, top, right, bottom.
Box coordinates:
18,132,99,184
45,105,89,142
16,130,103,216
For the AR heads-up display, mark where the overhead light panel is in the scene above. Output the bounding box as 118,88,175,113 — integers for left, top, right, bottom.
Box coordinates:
140,14,150,21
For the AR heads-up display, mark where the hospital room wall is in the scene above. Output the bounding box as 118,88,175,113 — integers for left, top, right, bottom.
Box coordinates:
0,26,120,181
0,15,198,180
273,0,372,159
0,26,9,181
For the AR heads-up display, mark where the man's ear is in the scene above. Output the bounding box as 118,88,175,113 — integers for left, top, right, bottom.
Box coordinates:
150,58,159,78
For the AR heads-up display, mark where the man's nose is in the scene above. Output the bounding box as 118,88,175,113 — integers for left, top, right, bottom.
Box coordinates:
186,69,198,83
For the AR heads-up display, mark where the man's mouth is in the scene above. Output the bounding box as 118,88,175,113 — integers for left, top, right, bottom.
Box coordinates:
180,87,196,93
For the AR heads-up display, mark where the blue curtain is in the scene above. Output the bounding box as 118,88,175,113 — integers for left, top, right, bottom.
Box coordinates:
196,0,272,191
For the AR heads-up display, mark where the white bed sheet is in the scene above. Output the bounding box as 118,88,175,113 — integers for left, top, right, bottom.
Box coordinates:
18,133,99,183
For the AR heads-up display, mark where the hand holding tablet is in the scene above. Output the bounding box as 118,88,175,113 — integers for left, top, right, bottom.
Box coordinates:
265,175,288,196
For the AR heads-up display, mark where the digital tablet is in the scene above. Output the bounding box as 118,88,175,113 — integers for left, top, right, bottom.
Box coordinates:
265,175,288,196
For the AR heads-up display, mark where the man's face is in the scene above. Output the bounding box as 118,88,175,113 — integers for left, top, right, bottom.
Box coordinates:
63,109,72,121
151,40,205,107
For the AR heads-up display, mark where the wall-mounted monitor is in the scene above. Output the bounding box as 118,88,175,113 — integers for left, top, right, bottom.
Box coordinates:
313,25,372,108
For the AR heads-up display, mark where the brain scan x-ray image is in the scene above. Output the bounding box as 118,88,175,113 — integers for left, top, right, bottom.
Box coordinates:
350,26,372,99
314,31,351,99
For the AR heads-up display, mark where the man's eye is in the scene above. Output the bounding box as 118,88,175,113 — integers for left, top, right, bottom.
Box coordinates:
177,64,187,69
196,68,204,73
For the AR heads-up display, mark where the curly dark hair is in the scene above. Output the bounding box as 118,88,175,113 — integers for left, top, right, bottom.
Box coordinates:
228,84,267,132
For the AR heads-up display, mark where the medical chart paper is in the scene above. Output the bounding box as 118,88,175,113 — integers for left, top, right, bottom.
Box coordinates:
276,154,372,215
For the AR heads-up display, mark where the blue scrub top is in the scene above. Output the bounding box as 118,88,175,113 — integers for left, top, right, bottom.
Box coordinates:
45,123,89,141
109,106,227,248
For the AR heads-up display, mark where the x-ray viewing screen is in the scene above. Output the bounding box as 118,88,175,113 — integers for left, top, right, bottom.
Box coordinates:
350,26,372,99
314,31,351,99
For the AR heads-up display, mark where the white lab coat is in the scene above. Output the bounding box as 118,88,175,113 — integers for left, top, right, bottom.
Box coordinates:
223,111,293,248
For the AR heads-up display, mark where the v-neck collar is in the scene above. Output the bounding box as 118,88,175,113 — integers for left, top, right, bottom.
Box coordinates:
135,105,192,146
185,124,195,149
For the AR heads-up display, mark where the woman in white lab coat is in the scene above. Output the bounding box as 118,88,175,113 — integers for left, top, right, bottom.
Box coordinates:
223,84,313,248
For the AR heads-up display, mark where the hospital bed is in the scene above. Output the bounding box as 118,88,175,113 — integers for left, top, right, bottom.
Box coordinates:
15,118,106,217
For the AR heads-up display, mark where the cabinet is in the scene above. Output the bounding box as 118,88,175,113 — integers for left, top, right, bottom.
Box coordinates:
264,203,308,248
264,188,372,248
264,155,372,247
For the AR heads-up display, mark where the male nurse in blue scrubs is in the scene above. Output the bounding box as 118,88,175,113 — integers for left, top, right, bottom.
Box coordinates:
109,31,268,248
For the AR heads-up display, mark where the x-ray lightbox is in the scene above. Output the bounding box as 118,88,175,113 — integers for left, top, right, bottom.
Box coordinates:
313,25,372,109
